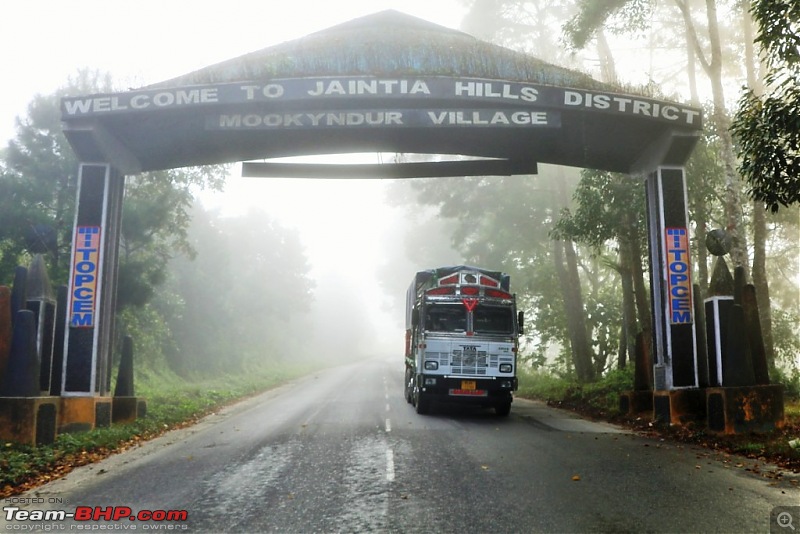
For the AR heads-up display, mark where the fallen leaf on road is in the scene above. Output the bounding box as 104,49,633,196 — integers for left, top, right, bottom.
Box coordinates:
572,475,581,481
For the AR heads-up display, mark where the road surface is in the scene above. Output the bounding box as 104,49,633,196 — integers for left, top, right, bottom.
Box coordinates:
2,358,798,533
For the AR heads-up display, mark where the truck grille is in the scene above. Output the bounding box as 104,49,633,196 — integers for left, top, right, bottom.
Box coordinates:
425,349,510,375
451,349,488,375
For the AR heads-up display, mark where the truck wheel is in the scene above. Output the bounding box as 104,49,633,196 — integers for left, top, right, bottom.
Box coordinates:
404,369,413,404
415,393,431,415
495,401,511,417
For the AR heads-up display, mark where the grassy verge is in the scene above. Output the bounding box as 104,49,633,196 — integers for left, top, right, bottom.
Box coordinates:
517,366,635,417
516,366,800,472
0,363,315,497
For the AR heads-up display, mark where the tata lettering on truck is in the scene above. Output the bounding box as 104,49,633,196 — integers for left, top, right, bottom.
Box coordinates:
404,266,523,416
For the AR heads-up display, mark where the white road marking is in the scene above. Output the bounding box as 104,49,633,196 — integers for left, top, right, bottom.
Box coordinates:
386,448,395,482
385,418,392,432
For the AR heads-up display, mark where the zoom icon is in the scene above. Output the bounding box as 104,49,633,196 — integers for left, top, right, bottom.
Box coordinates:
772,507,800,533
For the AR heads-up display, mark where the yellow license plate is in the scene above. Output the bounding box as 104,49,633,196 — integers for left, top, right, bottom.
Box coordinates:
461,380,477,390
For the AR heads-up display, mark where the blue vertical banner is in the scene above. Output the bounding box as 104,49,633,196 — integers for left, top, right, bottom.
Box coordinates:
665,227,693,324
69,226,101,327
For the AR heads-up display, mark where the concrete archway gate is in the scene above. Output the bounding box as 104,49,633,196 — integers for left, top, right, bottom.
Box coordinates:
3,10,778,442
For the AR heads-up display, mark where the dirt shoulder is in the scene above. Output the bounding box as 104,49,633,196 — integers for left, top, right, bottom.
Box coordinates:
541,395,800,475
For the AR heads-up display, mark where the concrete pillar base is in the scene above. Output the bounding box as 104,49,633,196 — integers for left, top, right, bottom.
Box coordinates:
706,385,784,435
0,397,59,446
619,390,654,415
59,396,112,433
653,389,706,425
112,396,147,424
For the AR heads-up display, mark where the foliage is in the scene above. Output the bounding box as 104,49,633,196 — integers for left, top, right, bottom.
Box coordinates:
460,0,583,68
0,70,315,386
554,170,645,248
157,204,314,375
563,0,653,49
517,366,572,399
731,0,800,212
518,365,634,413
771,307,800,368
114,304,176,372
0,88,82,282
0,70,227,311
394,166,599,378
116,168,225,309
732,89,800,212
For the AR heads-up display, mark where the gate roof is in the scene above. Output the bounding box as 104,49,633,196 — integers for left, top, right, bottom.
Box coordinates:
61,10,702,176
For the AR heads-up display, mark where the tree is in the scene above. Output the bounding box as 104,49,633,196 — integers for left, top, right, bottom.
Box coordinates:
564,0,752,272
552,238,597,381
731,0,800,212
554,170,650,371
161,205,314,374
461,0,583,68
390,163,606,380
448,0,799,380
0,85,87,281
116,167,224,309
0,70,226,309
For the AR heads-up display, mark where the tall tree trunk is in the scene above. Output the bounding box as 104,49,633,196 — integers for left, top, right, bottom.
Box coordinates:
619,229,639,369
596,29,617,83
675,0,750,273
742,2,776,371
695,217,710,293
752,201,775,369
629,220,651,335
553,239,596,383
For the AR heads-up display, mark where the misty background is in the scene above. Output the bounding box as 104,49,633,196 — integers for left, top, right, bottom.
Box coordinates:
0,0,798,384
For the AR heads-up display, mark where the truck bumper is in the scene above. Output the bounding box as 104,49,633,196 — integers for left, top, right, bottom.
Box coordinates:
418,375,516,406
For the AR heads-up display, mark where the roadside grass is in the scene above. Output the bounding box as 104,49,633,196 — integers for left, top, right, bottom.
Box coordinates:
517,365,635,416
516,366,800,472
0,362,316,497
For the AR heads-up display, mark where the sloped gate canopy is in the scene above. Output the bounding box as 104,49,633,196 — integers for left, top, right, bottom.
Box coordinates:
61,10,702,177
58,10,703,401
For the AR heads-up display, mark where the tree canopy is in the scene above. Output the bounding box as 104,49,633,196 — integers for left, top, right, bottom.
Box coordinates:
731,0,800,212
0,70,314,377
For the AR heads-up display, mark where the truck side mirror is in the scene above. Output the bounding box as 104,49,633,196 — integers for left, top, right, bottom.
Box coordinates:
412,309,420,328
517,311,524,335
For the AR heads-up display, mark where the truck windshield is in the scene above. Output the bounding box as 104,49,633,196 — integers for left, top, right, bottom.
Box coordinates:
474,306,514,335
425,304,466,332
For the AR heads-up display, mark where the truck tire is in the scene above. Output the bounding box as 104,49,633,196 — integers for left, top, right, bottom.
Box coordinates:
495,401,511,417
404,369,413,404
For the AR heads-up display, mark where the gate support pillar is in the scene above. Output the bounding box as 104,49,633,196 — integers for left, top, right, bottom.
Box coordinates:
644,167,699,392
59,163,123,430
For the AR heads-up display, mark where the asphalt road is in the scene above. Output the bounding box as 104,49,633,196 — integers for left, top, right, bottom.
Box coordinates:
2,358,798,533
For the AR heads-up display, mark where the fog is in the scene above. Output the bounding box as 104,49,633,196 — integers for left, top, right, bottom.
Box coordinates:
197,160,463,364
0,1,469,369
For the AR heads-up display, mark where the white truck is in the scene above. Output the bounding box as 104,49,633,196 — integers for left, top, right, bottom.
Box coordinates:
404,266,523,416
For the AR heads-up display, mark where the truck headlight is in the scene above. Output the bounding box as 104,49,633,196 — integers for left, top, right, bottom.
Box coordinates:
424,377,437,386
424,361,439,370
499,363,513,373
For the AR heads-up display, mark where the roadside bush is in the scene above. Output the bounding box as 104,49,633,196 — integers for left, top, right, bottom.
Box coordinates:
516,365,634,414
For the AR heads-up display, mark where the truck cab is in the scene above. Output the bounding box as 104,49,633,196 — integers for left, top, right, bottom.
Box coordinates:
404,266,523,416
